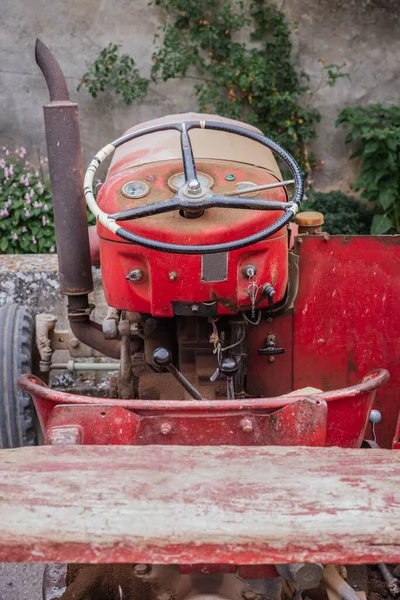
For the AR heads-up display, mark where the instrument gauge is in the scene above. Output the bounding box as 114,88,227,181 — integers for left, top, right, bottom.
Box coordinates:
168,172,214,192
234,181,260,197
122,181,150,199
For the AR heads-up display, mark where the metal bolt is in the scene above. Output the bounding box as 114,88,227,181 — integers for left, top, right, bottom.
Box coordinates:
160,422,172,436
243,264,257,278
323,233,330,242
133,564,150,577
169,271,178,281
188,179,201,191
191,304,199,313
297,237,304,244
145,174,155,181
243,592,258,600
240,418,254,433
268,356,275,363
70,338,79,348
225,173,236,181
126,268,143,282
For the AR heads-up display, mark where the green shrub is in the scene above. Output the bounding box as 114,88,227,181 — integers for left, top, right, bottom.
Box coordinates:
78,43,149,105
336,104,400,234
78,1,347,172
303,190,373,235
0,147,56,253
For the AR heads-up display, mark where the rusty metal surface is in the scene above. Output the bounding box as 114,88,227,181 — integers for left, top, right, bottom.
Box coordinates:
37,40,93,296
293,235,400,448
19,369,388,447
43,396,326,446
0,445,399,565
35,39,69,102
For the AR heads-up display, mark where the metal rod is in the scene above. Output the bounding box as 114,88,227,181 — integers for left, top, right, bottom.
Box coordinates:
377,563,400,597
51,361,120,372
223,179,295,196
167,363,203,400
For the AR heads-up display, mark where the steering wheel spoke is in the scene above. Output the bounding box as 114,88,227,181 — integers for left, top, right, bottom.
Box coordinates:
180,123,200,190
110,197,182,222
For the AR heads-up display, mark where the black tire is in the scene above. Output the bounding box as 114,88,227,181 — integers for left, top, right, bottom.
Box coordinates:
0,303,38,448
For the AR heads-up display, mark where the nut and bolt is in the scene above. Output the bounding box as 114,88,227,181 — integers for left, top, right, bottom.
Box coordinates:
169,271,178,281
145,174,155,181
188,179,201,191
243,264,257,278
133,564,150,577
323,233,330,242
268,356,275,363
191,304,199,313
160,422,172,436
240,418,254,433
70,338,79,348
126,268,143,283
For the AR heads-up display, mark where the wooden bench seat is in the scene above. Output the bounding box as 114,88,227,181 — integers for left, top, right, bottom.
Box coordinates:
0,445,399,564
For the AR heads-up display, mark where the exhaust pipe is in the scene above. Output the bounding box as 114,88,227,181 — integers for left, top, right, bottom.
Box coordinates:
36,40,140,359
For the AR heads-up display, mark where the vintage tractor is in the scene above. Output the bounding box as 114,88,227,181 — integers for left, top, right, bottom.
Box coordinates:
0,40,400,600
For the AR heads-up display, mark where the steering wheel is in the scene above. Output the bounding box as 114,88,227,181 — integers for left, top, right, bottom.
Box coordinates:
84,120,304,254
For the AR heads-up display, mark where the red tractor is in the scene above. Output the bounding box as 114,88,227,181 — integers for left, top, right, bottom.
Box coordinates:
0,40,399,600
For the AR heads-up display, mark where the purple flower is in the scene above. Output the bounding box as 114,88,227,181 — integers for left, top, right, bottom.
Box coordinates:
303,195,308,201
22,226,27,233
30,187,35,197
19,147,27,159
0,208,9,218
5,199,12,208
0,159,5,169
8,164,14,176
32,235,37,245
24,193,31,204
5,150,9,156
33,201,42,209
12,233,18,241
42,216,47,227
43,203,49,211
24,210,31,218
49,246,55,253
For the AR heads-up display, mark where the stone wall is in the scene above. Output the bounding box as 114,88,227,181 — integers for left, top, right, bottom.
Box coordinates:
0,0,398,190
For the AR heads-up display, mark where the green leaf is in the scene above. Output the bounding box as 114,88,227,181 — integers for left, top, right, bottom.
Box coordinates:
378,189,395,210
371,213,393,234
0,237,9,252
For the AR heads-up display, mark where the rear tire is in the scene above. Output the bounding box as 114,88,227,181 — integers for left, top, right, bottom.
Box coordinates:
0,303,38,448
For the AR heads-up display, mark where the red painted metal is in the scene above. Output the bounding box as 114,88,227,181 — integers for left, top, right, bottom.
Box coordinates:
19,368,387,448
97,160,288,316
293,235,400,449
44,397,327,446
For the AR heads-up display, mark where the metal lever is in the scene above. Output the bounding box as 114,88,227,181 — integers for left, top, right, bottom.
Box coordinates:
210,357,238,400
152,347,202,400
258,334,284,356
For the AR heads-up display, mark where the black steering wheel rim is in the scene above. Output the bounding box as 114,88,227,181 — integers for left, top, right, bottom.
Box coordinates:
84,120,304,254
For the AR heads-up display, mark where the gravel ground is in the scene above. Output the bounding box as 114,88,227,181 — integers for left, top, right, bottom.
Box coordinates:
0,564,43,600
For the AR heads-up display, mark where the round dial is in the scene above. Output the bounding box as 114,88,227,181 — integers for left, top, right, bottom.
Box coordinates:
122,181,150,199
234,181,260,197
168,171,214,192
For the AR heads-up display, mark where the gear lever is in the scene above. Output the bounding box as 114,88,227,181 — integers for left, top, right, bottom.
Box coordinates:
152,347,202,400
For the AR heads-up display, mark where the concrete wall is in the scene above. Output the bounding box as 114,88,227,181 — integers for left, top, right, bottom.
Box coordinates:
0,0,399,190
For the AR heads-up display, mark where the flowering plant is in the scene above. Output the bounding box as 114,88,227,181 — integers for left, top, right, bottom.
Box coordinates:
0,147,56,253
